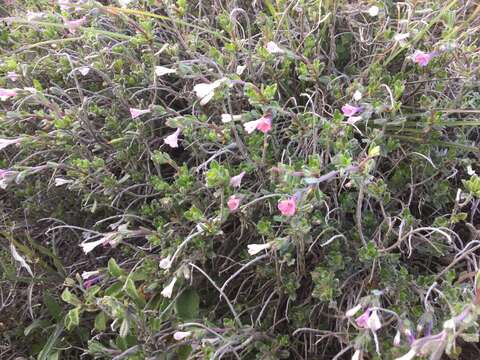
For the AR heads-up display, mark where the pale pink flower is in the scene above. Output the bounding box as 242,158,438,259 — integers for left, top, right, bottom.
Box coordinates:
78,66,90,76
247,243,271,255
164,128,181,148
394,331,401,347
243,120,260,134
129,108,151,119
26,11,45,21
395,349,416,360
173,331,192,341
346,304,362,317
355,308,371,328
58,0,71,10
193,77,227,106
64,17,86,33
411,50,433,67
266,41,284,54
278,198,296,216
355,308,381,331
229,171,245,187
0,138,23,150
6,72,18,82
256,115,272,133
243,115,272,134
227,195,241,211
341,104,361,117
0,88,17,101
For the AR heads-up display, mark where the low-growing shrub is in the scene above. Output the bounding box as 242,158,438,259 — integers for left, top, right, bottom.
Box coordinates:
1,1,479,359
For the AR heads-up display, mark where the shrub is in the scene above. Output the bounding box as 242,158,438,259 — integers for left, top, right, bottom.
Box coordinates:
1,1,479,359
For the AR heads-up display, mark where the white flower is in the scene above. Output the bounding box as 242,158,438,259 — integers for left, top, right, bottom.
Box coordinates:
236,65,246,75
118,0,133,7
266,41,284,54
81,270,100,279
55,177,73,186
0,138,22,151
80,238,105,254
7,72,18,82
155,65,176,77
394,349,417,360
394,331,401,346
352,349,361,360
368,5,380,17
394,33,410,42
24,87,37,94
221,114,242,123
346,304,362,317
467,165,476,176
367,310,382,331
173,331,192,341
78,66,90,76
346,116,362,125
161,277,177,298
247,243,271,256
26,11,45,21
159,255,172,269
193,78,227,106
353,90,362,101
10,243,33,277
243,119,260,134
164,128,181,148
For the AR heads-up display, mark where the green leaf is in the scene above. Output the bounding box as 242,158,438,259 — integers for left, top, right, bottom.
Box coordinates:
108,258,124,277
38,323,63,360
119,319,130,338
24,319,50,336
43,293,62,321
123,277,145,306
177,345,193,360
105,282,123,296
368,145,381,158
61,288,82,307
64,307,80,331
94,312,107,332
175,288,200,320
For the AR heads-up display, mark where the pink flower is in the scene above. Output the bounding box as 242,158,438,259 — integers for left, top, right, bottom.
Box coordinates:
227,195,241,211
355,308,382,331
129,108,151,119
243,115,273,134
341,104,361,117
230,171,245,187
164,128,181,148
411,50,433,67
278,198,296,216
355,308,371,328
257,115,272,133
6,72,18,82
0,138,23,150
0,88,17,101
64,17,86,33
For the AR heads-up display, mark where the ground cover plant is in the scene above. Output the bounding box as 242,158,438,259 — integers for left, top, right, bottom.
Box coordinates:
1,0,480,359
